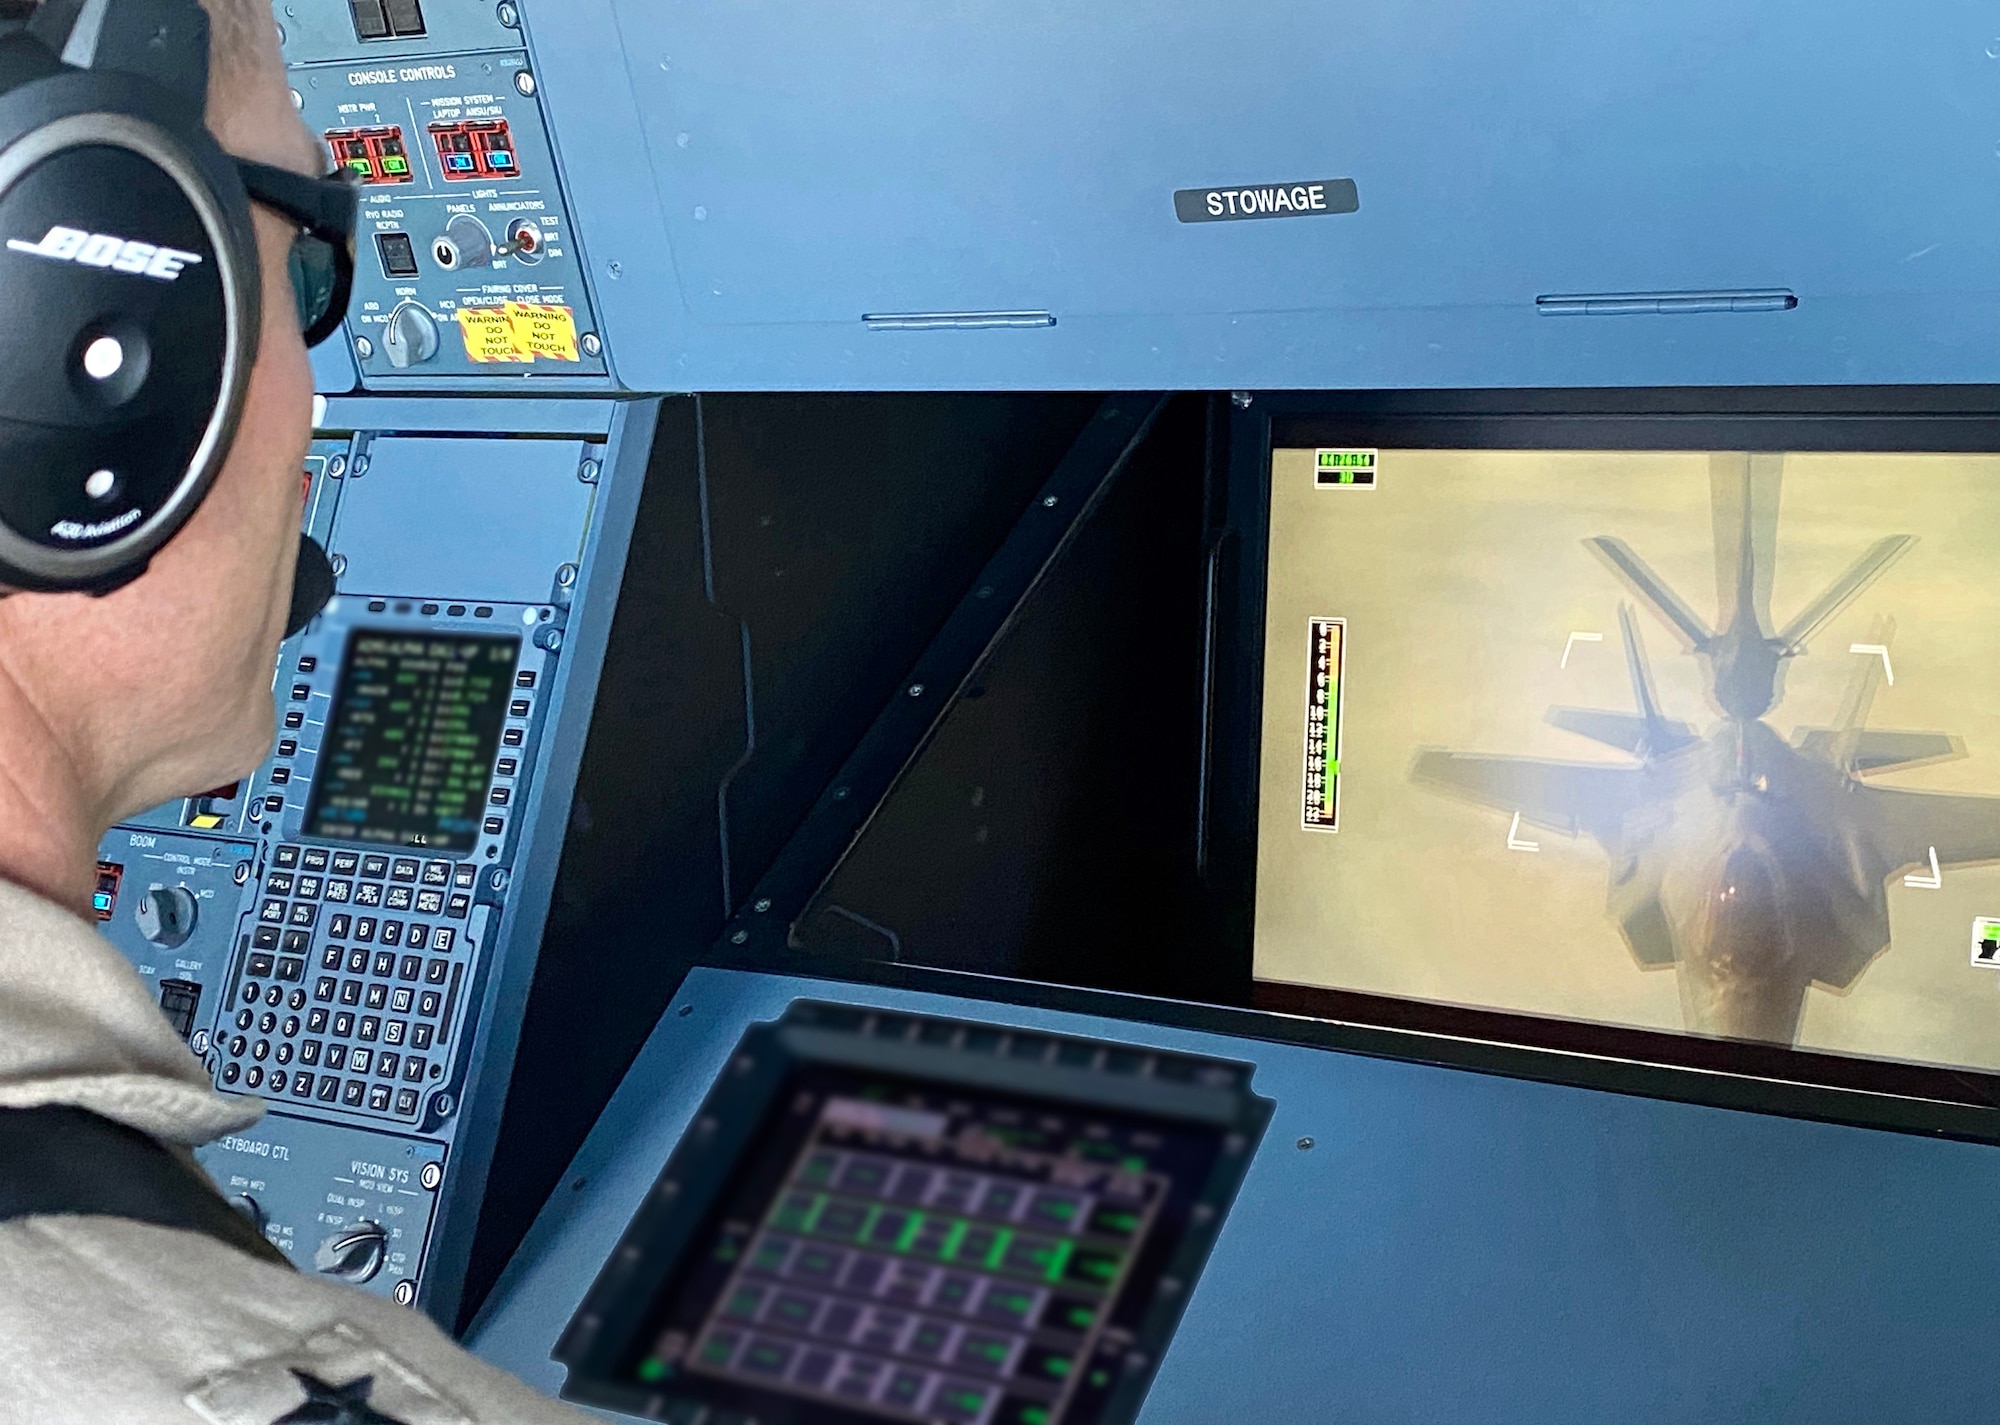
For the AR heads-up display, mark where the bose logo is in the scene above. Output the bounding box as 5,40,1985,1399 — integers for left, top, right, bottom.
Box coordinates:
4,226,203,281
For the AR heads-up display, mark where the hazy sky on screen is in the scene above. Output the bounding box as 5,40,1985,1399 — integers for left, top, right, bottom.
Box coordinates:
1256,447,2000,1074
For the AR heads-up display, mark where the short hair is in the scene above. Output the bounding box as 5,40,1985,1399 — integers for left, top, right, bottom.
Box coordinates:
5,3,278,105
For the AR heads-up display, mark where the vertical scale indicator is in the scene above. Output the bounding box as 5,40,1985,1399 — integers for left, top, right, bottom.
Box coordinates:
1302,617,1344,831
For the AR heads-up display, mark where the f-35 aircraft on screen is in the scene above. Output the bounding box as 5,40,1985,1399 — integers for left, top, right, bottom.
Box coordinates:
1413,454,2000,1044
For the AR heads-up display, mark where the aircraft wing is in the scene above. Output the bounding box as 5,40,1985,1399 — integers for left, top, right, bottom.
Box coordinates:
1860,784,2000,873
1411,750,1643,843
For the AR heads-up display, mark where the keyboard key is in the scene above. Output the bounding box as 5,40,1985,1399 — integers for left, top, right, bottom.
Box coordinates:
325,1045,347,1070
421,860,451,886
282,930,311,955
333,1012,354,1037
446,894,471,919
411,1024,434,1051
266,873,294,896
316,1075,339,1103
248,953,276,978
376,1052,399,1079
294,876,322,899
360,855,389,879
301,848,329,872
369,1084,393,1112
385,886,412,912
380,921,402,946
350,1049,372,1075
364,984,387,1010
259,899,285,923
415,890,444,915
402,1056,426,1082
292,1072,314,1098
418,991,441,1018
353,917,376,942
391,859,419,882
430,927,454,952
384,1020,407,1046
373,951,396,977
398,955,423,982
359,1015,381,1042
425,959,449,984
339,980,362,1006
313,976,336,1002
287,902,318,927
342,1080,365,1107
252,926,281,950
355,883,382,908
324,880,352,904
274,845,300,869
346,948,369,973
306,1011,328,1035
276,957,304,983
390,988,413,1014
395,1088,419,1115
331,851,360,875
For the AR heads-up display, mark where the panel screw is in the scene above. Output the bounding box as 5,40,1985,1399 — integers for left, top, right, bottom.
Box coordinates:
353,336,374,359
754,898,771,913
433,1094,454,1117
580,333,602,357
233,861,251,885
350,455,369,477
490,867,510,892
420,1162,444,1190
514,70,537,97
538,628,563,652
497,1,520,24
556,562,579,587
606,261,623,279
577,460,600,484
289,88,302,110
326,455,347,478
393,1280,417,1306
1041,494,1058,507
678,1004,693,1017
833,786,850,800
1296,1136,1315,1151
190,1030,209,1054
731,929,749,944
329,554,347,577
1231,391,1253,408
908,684,924,697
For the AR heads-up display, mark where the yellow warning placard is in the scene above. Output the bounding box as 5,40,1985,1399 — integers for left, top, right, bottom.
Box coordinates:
456,305,530,363
510,302,580,362
453,301,584,363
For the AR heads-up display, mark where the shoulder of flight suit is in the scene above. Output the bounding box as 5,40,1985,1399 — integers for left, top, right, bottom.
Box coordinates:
0,1214,597,1425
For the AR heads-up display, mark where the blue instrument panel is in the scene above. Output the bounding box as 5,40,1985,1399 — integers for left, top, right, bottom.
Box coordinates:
469,967,2000,1424
90,395,657,1325
519,0,2000,391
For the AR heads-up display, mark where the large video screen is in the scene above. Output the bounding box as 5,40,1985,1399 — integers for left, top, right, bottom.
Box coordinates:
1256,447,2000,1076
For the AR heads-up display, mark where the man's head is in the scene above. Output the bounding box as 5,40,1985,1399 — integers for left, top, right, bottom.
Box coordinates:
0,0,322,909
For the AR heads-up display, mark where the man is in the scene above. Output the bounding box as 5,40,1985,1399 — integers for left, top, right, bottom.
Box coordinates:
0,4,593,1421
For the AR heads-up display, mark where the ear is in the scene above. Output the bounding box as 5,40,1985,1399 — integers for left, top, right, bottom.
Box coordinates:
29,0,208,106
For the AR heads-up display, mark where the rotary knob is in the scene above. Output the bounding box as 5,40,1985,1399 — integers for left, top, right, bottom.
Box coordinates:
134,886,197,948
226,1193,265,1232
382,301,440,368
431,214,496,271
315,1220,388,1283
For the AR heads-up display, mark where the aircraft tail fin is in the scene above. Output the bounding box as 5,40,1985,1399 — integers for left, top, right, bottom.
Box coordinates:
1584,538,1715,650
1777,536,1913,652
1546,603,1700,758
1798,615,1966,774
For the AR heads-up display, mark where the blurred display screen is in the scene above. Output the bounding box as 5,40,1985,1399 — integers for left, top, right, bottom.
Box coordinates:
304,631,517,851
1257,447,2000,1074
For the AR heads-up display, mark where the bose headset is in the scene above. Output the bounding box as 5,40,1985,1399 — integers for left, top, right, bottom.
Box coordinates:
0,0,354,632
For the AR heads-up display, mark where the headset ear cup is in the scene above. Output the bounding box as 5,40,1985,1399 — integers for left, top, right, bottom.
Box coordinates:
0,67,259,594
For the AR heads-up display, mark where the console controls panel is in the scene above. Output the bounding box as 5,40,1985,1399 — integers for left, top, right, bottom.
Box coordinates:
291,52,606,382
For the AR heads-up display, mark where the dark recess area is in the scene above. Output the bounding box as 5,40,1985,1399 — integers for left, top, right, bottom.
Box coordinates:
464,392,1109,1325
792,395,1221,1002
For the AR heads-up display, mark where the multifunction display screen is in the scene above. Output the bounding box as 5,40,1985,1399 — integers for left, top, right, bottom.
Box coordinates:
303,632,517,851
1257,447,2000,1076
558,1008,1265,1425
